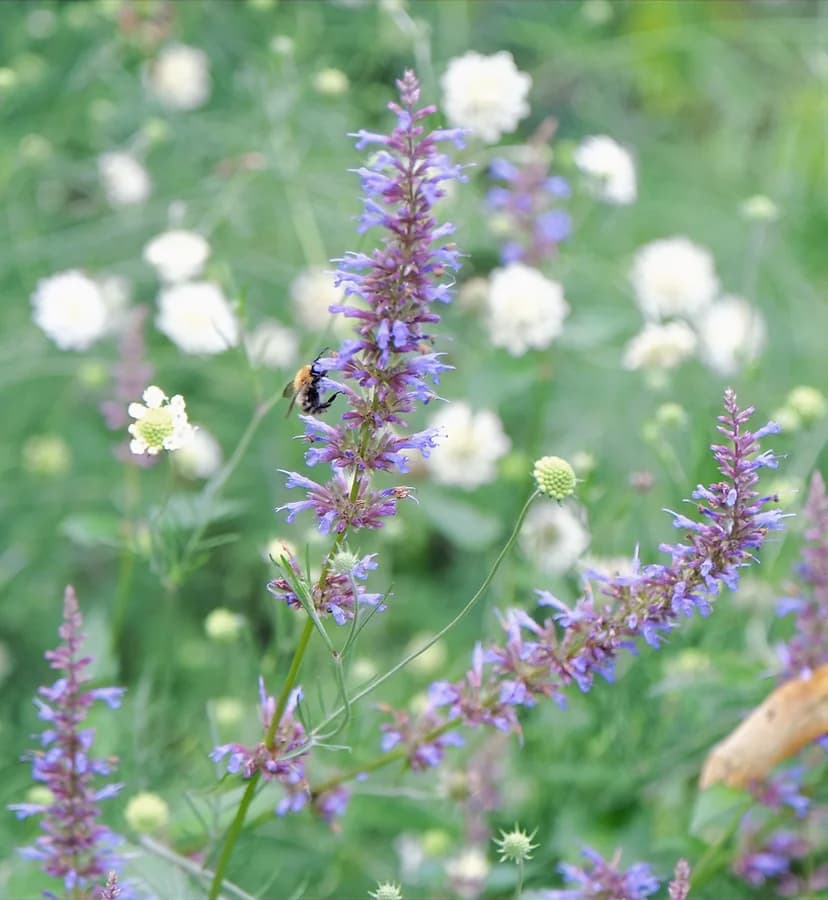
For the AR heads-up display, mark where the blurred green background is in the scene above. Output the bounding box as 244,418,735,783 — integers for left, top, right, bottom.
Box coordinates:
1,1,827,898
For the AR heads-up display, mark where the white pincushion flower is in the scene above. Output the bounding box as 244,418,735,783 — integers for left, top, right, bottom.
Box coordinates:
148,43,210,111
425,402,511,490
98,151,151,207
143,229,210,283
697,295,766,376
441,50,531,142
573,135,637,205
245,320,298,369
622,321,697,370
172,427,222,479
31,270,109,351
156,281,239,355
630,236,719,320
487,263,569,356
128,385,195,456
290,267,345,331
520,502,590,575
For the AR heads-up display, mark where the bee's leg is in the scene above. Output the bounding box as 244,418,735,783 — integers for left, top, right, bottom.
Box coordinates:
317,392,342,412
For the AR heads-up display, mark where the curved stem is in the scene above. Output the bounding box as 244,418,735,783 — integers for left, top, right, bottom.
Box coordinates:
208,618,314,900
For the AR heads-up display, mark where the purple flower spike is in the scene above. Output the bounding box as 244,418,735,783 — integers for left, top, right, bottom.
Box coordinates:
543,846,660,899
8,587,125,892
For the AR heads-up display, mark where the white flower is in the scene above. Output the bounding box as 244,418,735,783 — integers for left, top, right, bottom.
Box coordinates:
622,321,697,370
313,67,349,95
143,229,210,283
128,385,195,456
630,236,719,320
98,151,151,207
156,282,239,355
487,263,569,356
441,50,531,143
696,295,766,376
31,270,109,350
290,267,344,331
148,43,210,111
172,427,222,479
519,502,590,575
573,135,636,204
425,403,511,490
245,320,298,369
446,847,490,900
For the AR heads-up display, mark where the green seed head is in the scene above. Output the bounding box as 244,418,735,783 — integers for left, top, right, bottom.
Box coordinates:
493,825,538,863
533,455,576,501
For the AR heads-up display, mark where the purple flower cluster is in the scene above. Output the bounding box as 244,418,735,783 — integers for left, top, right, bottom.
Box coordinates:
380,391,783,767
543,846,660,899
211,678,350,821
9,586,125,894
487,118,571,265
378,703,464,770
267,550,384,625
276,69,463,551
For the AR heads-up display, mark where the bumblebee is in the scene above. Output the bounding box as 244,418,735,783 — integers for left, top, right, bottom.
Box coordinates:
283,350,341,416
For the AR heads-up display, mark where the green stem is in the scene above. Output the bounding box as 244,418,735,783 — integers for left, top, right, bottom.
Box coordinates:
312,491,540,738
208,618,314,900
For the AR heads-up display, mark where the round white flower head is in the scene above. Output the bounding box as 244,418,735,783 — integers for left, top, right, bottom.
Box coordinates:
148,43,210,111
156,281,239,355
622,320,697,370
172,426,222,479
573,135,637,205
98,151,151,207
487,263,569,356
290,267,345,331
31,269,109,351
143,229,210,283
128,385,195,456
630,236,719,320
519,501,590,575
441,50,531,143
446,846,490,900
425,402,511,490
697,295,766,376
313,67,349,95
245,319,299,369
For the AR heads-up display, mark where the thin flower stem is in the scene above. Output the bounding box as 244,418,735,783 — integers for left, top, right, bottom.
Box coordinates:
208,617,314,900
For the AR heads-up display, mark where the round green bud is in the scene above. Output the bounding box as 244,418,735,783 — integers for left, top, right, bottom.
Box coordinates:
533,455,576,501
125,791,169,834
212,697,244,728
330,549,360,576
494,825,539,863
23,435,71,476
770,406,801,434
741,194,779,222
787,386,827,426
204,608,245,643
26,785,54,807
368,883,403,900
654,402,688,429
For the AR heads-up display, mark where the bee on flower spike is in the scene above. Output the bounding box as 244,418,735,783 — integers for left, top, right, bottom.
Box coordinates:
283,349,341,417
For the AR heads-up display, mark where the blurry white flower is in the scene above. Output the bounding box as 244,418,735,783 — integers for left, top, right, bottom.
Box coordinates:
156,282,239,355
313,67,349,95
143,229,210,283
23,434,71,476
31,270,109,351
98,151,151,207
128,385,195,455
148,43,210,111
487,262,569,356
425,403,511,489
741,194,779,222
697,295,766,376
441,50,531,142
172,427,222,479
457,276,489,313
581,0,614,24
622,321,697,370
245,320,298,369
445,846,490,900
520,502,590,575
290,267,344,331
630,236,719,320
97,274,132,332
574,135,636,204
270,35,294,55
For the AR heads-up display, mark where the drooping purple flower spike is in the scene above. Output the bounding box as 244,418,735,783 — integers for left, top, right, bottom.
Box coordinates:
275,69,465,625
9,586,125,893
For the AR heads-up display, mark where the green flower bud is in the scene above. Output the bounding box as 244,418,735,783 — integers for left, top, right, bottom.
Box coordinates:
533,455,576,501
493,824,539,863
204,608,245,643
125,791,169,833
787,386,827,426
368,883,403,900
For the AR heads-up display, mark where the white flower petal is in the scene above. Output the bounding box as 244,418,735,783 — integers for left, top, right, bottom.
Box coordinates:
142,385,167,407
127,403,147,419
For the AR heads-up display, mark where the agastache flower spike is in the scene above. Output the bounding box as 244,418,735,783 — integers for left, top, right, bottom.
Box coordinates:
276,69,465,624
9,586,126,893
382,391,783,770
544,846,660,899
